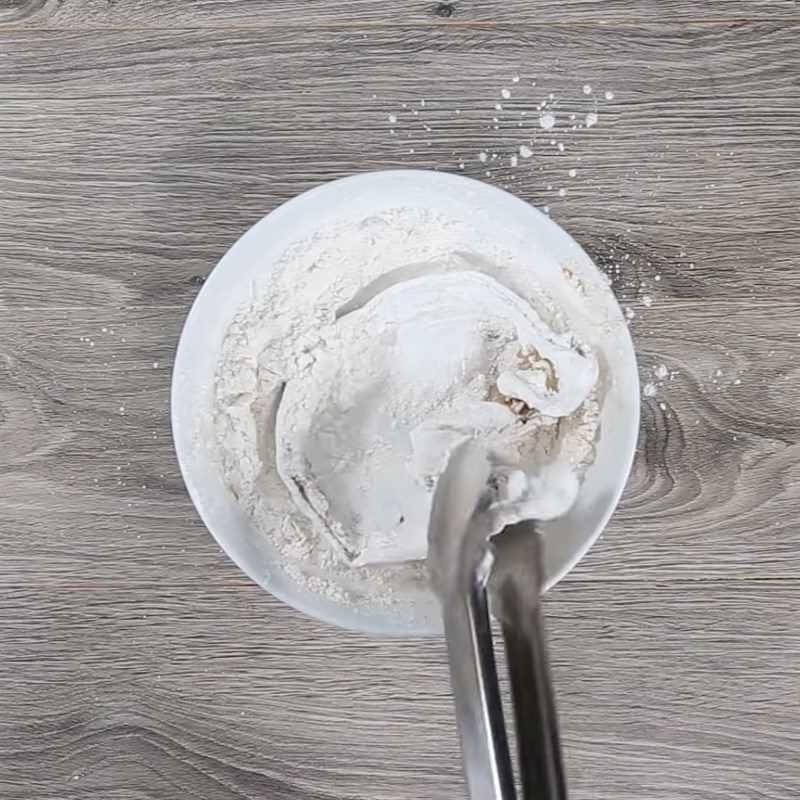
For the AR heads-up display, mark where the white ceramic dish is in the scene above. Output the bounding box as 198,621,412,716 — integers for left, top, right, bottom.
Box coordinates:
172,170,639,636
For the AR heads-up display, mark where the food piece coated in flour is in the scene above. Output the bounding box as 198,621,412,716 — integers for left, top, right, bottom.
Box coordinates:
275,271,597,565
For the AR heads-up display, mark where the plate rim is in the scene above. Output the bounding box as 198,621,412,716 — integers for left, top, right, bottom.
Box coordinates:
171,168,640,636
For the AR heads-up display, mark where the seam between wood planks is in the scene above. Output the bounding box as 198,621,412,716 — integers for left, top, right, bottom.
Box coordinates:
0,575,797,592
2,297,799,314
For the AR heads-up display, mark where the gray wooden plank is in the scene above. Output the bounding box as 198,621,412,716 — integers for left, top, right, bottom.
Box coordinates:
1,0,797,29
0,9,797,800
1,299,797,588
4,22,799,100
1,579,798,799
1,23,798,308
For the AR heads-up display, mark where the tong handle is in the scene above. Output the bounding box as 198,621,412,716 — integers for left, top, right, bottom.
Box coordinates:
497,581,567,799
441,546,517,800
442,522,568,800
492,521,568,800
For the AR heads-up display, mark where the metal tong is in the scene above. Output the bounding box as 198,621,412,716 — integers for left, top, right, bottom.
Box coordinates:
428,443,567,800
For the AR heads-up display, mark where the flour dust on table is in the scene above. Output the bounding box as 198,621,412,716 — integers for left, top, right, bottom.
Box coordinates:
212,207,601,610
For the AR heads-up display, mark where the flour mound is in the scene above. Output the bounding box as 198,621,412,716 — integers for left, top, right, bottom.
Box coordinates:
213,207,601,610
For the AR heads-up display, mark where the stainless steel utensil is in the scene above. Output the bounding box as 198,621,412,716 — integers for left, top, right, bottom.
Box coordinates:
428,442,568,800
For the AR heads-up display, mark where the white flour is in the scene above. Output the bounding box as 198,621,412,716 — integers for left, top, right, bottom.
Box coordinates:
212,207,601,610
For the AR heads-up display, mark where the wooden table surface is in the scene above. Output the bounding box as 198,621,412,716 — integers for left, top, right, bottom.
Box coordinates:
2,2,799,798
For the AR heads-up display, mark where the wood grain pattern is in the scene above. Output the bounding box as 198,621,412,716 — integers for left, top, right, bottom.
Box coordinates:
1,24,798,308
1,4,799,799
2,299,798,589
1,581,798,799
2,0,797,29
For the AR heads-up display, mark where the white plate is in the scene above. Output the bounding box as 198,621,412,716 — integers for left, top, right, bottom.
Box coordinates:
172,170,639,636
